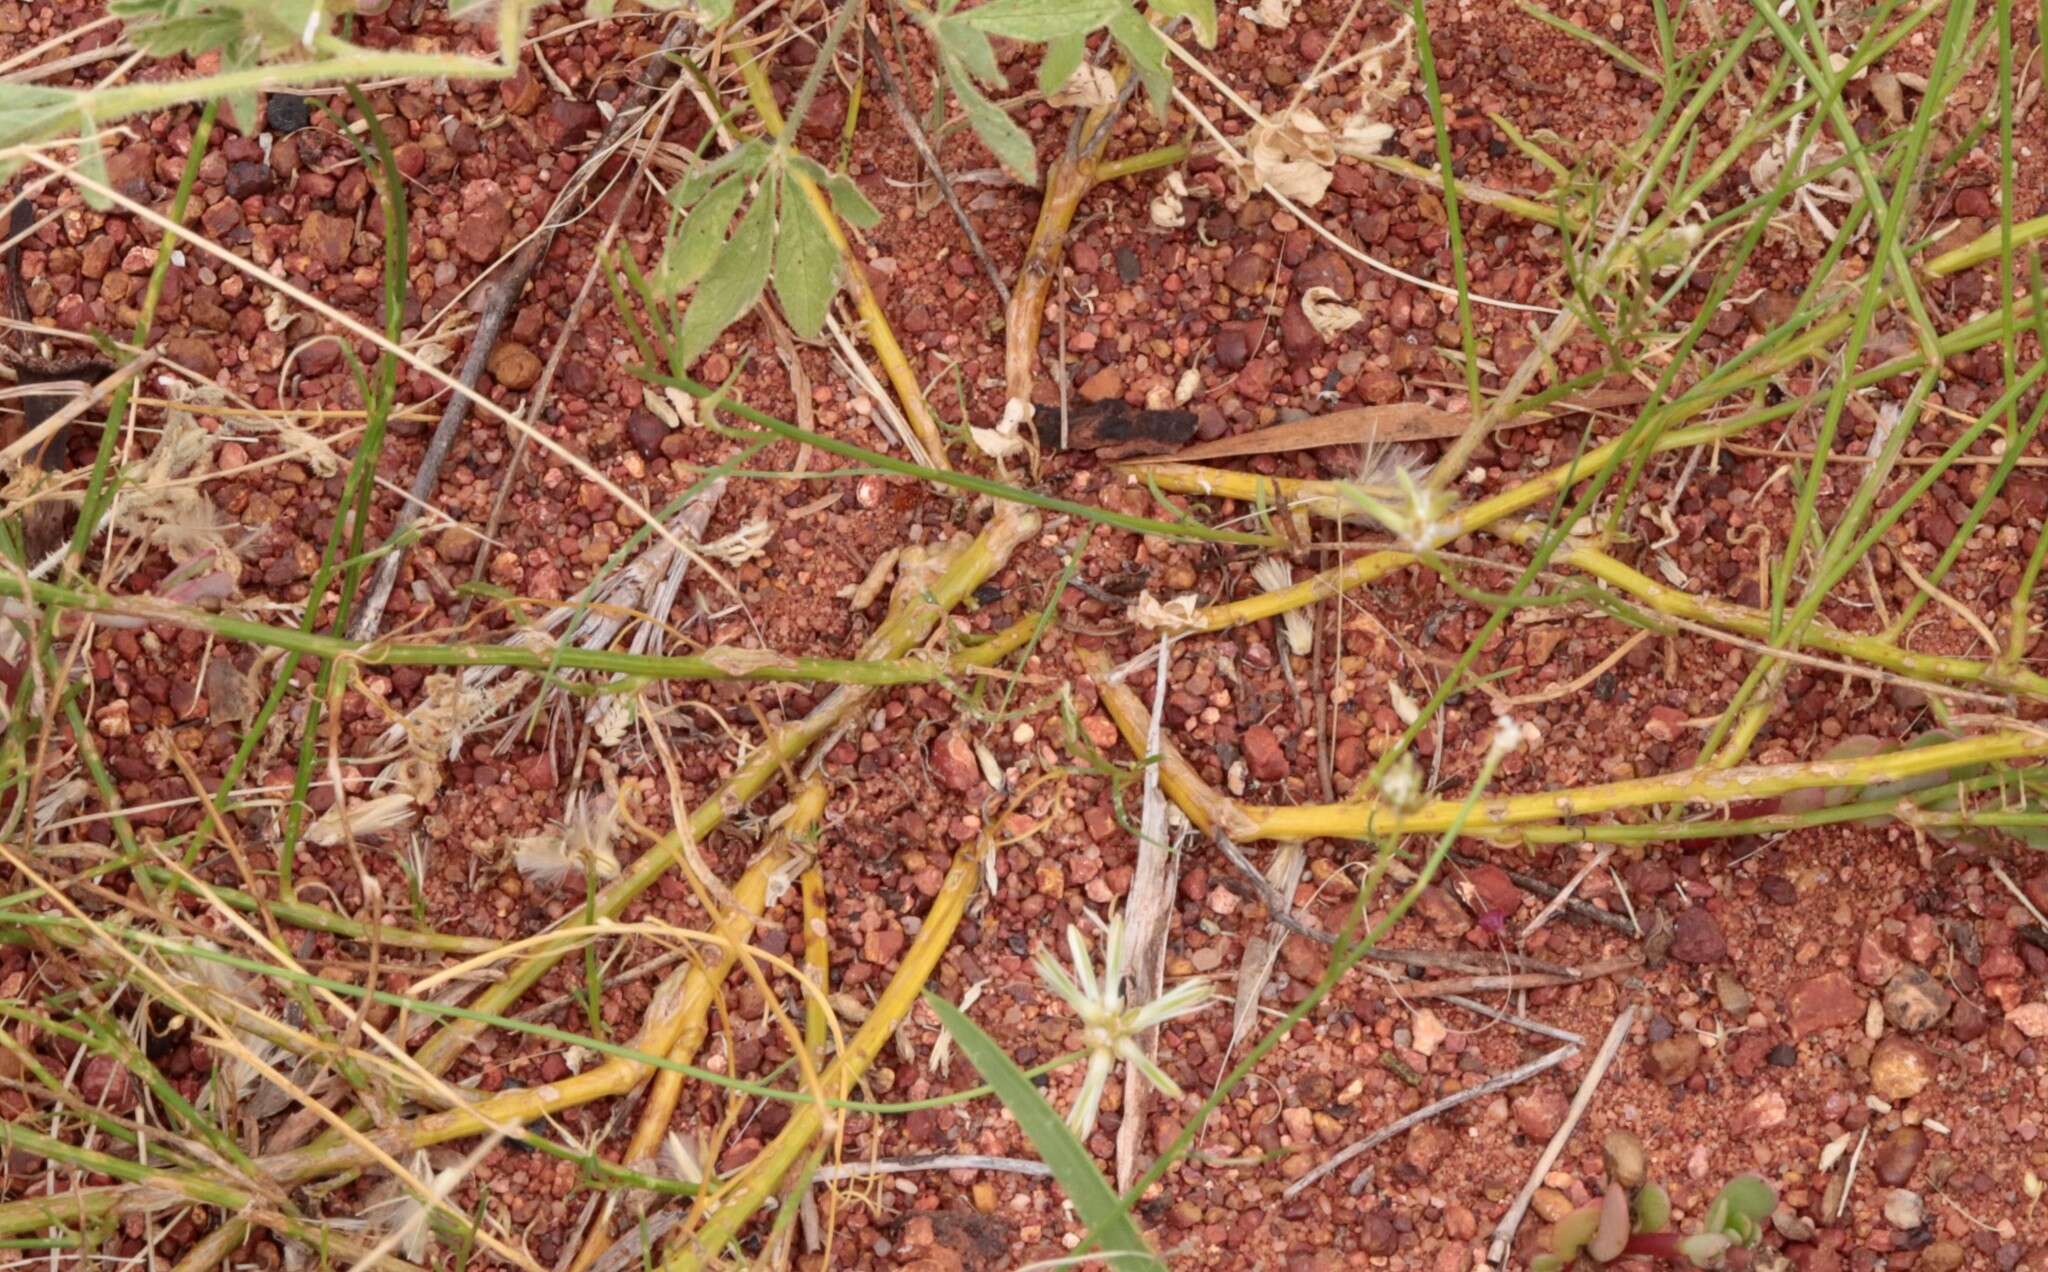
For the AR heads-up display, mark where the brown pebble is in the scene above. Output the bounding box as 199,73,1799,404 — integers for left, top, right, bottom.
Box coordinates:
487,341,542,391
626,407,668,460
1882,965,1952,1033
1868,1036,1935,1101
1873,1126,1928,1187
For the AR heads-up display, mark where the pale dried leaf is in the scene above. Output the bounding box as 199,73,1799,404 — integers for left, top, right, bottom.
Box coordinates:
1149,171,1189,230
1244,107,1337,205
1129,590,1204,633
839,546,903,609
1049,62,1117,110
1300,285,1364,339
306,792,415,846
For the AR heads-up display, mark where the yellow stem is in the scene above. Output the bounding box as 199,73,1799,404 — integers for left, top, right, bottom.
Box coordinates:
567,785,828,1272
660,832,988,1270
737,56,949,469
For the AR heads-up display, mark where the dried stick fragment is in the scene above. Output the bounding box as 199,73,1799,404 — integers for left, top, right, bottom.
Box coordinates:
860,24,1008,306
1487,1007,1635,1267
1281,1042,1578,1199
350,21,694,641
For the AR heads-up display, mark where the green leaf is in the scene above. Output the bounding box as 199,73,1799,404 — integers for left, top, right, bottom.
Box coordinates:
923,992,1162,1269
660,174,749,294
125,14,244,57
675,180,772,367
945,61,1039,185
821,173,881,228
936,18,1003,85
1633,1181,1671,1234
1037,33,1086,96
672,139,766,208
75,120,112,212
1714,1174,1776,1227
1149,0,1218,46
1108,6,1171,116
959,0,1118,40
772,183,838,339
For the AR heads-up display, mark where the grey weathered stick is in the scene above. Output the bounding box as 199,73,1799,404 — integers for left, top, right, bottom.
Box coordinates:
861,23,1009,305
1487,1006,1635,1267
349,21,694,640
1280,1042,1578,1199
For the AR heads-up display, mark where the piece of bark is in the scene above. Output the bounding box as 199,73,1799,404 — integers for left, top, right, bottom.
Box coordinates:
1033,398,1197,458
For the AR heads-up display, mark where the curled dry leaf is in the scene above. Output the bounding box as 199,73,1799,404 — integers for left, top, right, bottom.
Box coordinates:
1237,0,1294,28
1244,107,1337,205
306,792,415,846
1300,285,1364,339
971,397,1034,460
1049,62,1117,111
1149,171,1190,230
1128,590,1204,633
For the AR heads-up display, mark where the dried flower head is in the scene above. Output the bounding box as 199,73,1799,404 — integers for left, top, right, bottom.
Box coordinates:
1034,913,1216,1140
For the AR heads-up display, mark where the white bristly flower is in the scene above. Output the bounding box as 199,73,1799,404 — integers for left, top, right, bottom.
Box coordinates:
1034,914,1217,1141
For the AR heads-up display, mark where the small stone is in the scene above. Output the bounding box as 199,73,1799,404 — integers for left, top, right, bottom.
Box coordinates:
266,93,312,134
225,161,275,199
626,408,669,460
1530,1188,1574,1223
1715,972,1753,1016
1077,366,1124,400
1670,906,1729,964
1790,972,1864,1039
1225,252,1272,293
1357,369,1402,404
486,342,542,391
1242,725,1288,782
435,524,480,565
1464,865,1524,917
1293,249,1356,301
1883,966,1952,1033
1950,997,1989,1043
1602,1131,1647,1189
1857,933,1902,985
1511,1089,1568,1140
299,211,354,270
1882,1189,1925,1230
456,196,513,264
930,730,983,793
1868,1036,1935,1101
1874,1126,1928,1186
1738,1089,1787,1132
1215,323,1253,370
1767,1042,1797,1066
1113,246,1140,284
2008,1001,2048,1038
1649,1034,1701,1083
1917,1241,1966,1271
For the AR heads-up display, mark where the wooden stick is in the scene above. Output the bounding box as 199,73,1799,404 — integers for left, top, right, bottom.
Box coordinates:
1487,1006,1635,1267
1281,1043,1578,1199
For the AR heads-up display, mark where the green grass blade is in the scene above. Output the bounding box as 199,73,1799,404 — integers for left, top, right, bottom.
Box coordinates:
922,992,1163,1270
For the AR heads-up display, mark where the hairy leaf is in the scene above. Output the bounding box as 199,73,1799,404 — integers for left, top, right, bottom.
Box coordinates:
958,0,1119,40
661,174,750,294
1108,6,1171,115
936,18,1003,84
945,60,1039,184
675,179,773,367
772,183,838,340
1036,33,1087,96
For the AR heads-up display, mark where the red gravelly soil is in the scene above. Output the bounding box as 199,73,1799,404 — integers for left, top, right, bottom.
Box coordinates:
2,1,2046,1271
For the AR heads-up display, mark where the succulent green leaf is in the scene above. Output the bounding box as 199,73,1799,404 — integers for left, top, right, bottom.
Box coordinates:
1633,1181,1671,1234
1715,1173,1776,1226
675,178,773,367
1550,1204,1602,1260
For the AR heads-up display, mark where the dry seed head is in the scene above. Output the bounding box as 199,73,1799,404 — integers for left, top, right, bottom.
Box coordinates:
1251,557,1313,655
